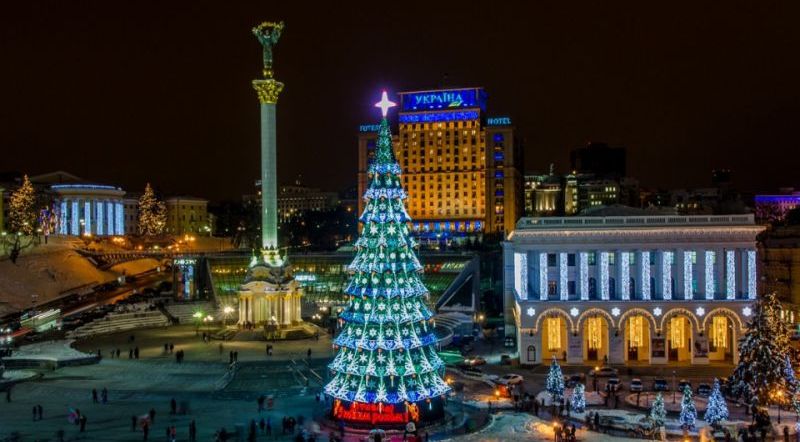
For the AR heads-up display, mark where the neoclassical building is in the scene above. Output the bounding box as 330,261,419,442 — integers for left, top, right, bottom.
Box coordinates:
53,184,126,236
504,215,764,366
237,252,303,327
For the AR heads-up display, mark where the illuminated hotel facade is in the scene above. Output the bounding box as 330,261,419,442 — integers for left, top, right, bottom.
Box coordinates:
357,88,523,238
504,215,764,366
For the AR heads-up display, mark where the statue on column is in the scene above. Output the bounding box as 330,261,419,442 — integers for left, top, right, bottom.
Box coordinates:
252,21,284,78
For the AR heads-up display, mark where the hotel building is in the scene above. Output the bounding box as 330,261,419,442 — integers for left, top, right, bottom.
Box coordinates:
504,214,764,366
357,88,523,238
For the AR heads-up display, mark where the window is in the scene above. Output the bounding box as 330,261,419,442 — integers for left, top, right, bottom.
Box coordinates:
568,281,576,296
547,254,556,267
567,254,576,267
588,252,597,266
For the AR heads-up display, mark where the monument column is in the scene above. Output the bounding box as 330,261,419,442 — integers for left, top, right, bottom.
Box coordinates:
252,21,285,251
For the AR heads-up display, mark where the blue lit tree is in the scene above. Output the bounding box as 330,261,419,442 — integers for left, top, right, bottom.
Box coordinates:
650,393,666,427
680,386,697,429
571,383,586,413
704,378,729,427
323,92,450,424
546,357,565,401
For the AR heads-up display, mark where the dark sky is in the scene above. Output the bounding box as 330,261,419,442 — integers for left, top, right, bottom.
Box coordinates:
2,1,800,201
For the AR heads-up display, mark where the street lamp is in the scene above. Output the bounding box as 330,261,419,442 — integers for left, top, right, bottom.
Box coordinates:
223,306,234,327
193,311,203,336
772,389,784,424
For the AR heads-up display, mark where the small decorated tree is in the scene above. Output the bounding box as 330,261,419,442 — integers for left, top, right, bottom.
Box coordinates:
650,392,666,427
137,183,167,236
8,175,37,235
680,385,697,429
704,378,729,427
546,357,565,401
571,383,586,413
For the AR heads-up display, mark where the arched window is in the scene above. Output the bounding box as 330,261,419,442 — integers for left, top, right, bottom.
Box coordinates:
527,345,537,362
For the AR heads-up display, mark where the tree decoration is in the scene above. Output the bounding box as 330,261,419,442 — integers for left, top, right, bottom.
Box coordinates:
650,392,666,427
137,183,166,236
704,378,729,427
546,357,565,400
680,385,697,429
323,92,449,423
570,383,585,413
8,175,37,235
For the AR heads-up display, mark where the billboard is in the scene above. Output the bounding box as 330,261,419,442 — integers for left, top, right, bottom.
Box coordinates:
400,88,486,112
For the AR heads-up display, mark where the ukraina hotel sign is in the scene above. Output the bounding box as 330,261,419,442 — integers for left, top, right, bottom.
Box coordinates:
401,88,486,111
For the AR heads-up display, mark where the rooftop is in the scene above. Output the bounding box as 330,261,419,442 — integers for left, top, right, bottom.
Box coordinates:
515,214,756,230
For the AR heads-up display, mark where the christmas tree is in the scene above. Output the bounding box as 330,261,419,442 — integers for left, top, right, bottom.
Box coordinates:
650,392,666,427
546,357,565,400
8,175,37,235
704,378,729,427
679,385,697,429
323,92,449,425
137,183,167,236
730,291,792,410
570,383,586,413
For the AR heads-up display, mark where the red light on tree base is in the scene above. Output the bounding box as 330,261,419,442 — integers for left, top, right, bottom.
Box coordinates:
333,399,419,425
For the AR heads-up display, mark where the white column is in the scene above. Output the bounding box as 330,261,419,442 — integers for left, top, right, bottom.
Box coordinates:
725,250,736,300
620,251,631,300
704,250,715,300
538,252,548,301
579,252,589,301
661,251,673,300
682,250,693,300
640,250,651,300
599,251,610,300
559,252,568,300
747,250,757,299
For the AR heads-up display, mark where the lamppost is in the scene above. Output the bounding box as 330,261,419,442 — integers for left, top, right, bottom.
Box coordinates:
223,306,234,327
193,311,203,336
672,371,677,404
772,389,783,424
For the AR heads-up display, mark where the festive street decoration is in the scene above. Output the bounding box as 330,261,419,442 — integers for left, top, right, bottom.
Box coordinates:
8,174,37,235
137,183,166,236
650,392,666,427
546,357,565,400
704,378,729,427
680,385,697,429
571,383,585,413
324,92,449,425
730,291,793,414
38,204,59,244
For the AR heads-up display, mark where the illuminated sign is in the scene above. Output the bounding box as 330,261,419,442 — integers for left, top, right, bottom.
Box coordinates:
487,116,512,126
401,88,485,111
399,110,479,124
294,273,317,282
332,400,418,425
359,124,381,133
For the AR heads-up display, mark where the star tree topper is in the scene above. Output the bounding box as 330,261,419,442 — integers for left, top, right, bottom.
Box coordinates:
375,90,396,117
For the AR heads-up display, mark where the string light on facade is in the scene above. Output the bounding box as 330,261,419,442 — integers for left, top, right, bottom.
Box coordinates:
705,251,715,300
726,250,736,299
559,253,568,300
600,252,610,300
570,307,579,317
579,252,589,300
742,306,752,317
611,307,621,317
620,252,631,300
538,252,548,301
653,307,663,317
683,251,694,300
641,251,651,300
712,316,727,348
695,306,705,316
546,317,561,351
526,307,536,317
629,316,644,348
587,317,602,350
662,251,673,300
747,250,757,299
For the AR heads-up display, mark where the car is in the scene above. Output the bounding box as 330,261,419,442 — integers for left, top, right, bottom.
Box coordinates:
463,356,486,366
653,378,669,391
498,374,524,385
591,367,619,377
678,379,692,391
630,378,643,392
607,377,623,391
565,374,584,388
696,383,712,396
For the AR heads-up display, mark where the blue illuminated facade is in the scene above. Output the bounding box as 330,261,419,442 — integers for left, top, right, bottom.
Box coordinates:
400,88,486,112
398,110,480,124
52,184,126,236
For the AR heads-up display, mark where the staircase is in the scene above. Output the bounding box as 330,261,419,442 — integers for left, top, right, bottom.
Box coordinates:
163,301,216,325
67,310,170,339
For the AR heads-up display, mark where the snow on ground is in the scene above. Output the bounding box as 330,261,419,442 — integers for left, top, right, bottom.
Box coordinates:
5,340,95,362
536,389,605,406
439,412,637,441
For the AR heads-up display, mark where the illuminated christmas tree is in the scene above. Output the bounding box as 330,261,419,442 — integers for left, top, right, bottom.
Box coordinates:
650,392,666,427
8,175,37,235
323,92,450,425
137,183,167,236
704,378,729,427
546,357,565,400
570,383,586,413
679,385,697,429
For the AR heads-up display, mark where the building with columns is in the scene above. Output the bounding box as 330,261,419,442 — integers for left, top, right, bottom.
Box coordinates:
52,184,126,236
504,214,764,366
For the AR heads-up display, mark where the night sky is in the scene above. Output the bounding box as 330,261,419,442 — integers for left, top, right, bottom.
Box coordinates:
2,1,799,202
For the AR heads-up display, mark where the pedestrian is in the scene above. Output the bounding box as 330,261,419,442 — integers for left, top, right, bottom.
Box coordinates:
164,343,169,353
149,407,156,424
267,417,272,436
169,343,174,353
307,348,312,358
170,425,176,442
189,420,197,442
170,398,177,414
234,351,238,362
6,387,11,402
229,351,234,364
32,405,38,421
258,395,265,411
259,418,265,434
134,346,140,359
92,388,98,403
102,387,108,403
116,348,121,358
165,426,170,441
129,348,134,359
37,404,43,420
79,414,87,432
143,422,150,441
594,412,600,432
132,415,138,431
534,399,539,416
